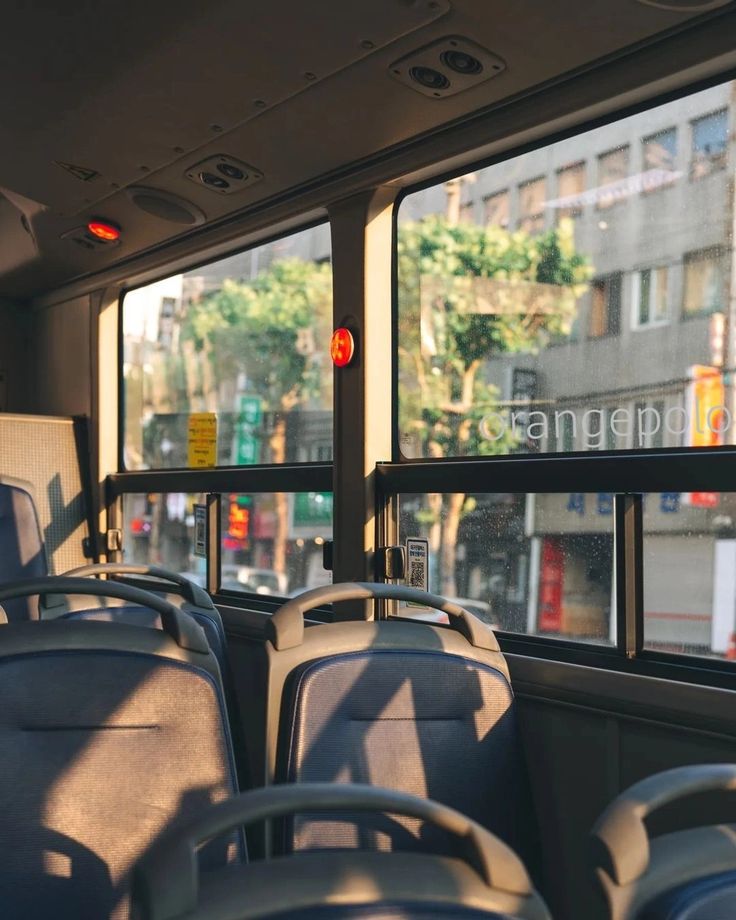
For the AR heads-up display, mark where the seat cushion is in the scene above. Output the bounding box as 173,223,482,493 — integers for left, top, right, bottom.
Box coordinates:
280,649,529,858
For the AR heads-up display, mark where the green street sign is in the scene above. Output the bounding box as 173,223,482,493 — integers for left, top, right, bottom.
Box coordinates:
236,432,259,465
293,491,333,527
237,395,262,427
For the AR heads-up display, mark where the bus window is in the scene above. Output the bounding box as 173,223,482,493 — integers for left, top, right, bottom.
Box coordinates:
396,79,734,462
219,492,332,597
123,492,206,582
122,223,333,471
397,492,614,644
643,492,736,659
123,490,333,599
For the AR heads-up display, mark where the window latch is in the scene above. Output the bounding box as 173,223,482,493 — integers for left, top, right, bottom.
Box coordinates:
376,545,406,581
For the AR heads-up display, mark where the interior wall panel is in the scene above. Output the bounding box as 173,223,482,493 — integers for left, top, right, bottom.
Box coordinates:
29,295,91,416
0,300,31,413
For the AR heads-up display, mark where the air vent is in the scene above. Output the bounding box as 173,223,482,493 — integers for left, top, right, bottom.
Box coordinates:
127,187,206,225
635,0,731,10
185,154,263,195
390,36,506,99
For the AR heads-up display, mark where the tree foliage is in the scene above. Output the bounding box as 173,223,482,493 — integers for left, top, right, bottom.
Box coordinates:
397,215,593,458
184,258,333,415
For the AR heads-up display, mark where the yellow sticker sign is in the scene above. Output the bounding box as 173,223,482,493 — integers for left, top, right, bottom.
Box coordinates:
187,413,217,468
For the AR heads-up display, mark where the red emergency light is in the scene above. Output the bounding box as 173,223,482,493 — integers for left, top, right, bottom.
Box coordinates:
330,327,355,367
87,219,121,242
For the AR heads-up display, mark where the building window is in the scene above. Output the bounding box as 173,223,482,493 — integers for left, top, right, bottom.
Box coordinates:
517,177,546,234
458,201,475,224
555,162,586,220
632,267,668,328
596,146,629,209
683,248,725,316
691,109,728,179
483,190,510,228
642,127,677,171
589,273,622,338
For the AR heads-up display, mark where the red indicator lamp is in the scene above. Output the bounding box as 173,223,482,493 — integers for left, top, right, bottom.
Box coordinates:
87,219,121,242
330,327,355,367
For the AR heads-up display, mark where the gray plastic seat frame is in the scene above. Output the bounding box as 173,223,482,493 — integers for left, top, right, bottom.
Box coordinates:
133,783,551,920
591,763,736,920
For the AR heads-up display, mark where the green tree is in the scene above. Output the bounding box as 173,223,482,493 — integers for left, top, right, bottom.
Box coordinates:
184,258,333,575
397,214,593,596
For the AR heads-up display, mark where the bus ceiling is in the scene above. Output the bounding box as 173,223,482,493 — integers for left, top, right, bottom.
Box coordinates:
1,0,735,300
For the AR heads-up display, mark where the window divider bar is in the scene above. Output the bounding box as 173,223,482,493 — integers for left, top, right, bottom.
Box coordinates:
206,493,221,595
615,493,644,659
108,462,332,497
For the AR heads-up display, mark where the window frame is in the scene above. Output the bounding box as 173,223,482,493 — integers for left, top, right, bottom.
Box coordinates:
630,266,670,330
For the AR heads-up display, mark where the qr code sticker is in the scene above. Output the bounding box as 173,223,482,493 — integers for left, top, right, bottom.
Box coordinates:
409,558,424,588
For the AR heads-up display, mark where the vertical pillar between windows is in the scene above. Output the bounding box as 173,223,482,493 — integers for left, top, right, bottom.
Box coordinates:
614,493,644,658
328,187,398,619
96,286,122,561
206,493,221,595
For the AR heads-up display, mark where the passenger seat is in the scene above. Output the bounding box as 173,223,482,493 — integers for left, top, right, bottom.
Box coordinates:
263,582,538,872
591,763,736,919
0,575,242,920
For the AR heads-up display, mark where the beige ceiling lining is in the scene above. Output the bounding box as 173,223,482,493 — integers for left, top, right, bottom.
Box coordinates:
29,13,736,311
4,0,735,300
0,0,449,216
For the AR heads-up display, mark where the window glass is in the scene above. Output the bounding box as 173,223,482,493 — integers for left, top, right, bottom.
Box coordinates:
517,177,546,233
123,490,332,596
642,127,677,173
556,162,586,220
632,267,668,327
220,492,332,596
691,109,728,178
397,79,734,459
122,224,333,470
484,190,510,228
396,492,614,643
123,492,205,577
683,248,725,316
643,491,736,658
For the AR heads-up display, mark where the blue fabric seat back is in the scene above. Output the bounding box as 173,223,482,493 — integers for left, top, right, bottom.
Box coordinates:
0,619,242,920
0,480,47,620
640,869,736,919
280,649,532,862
